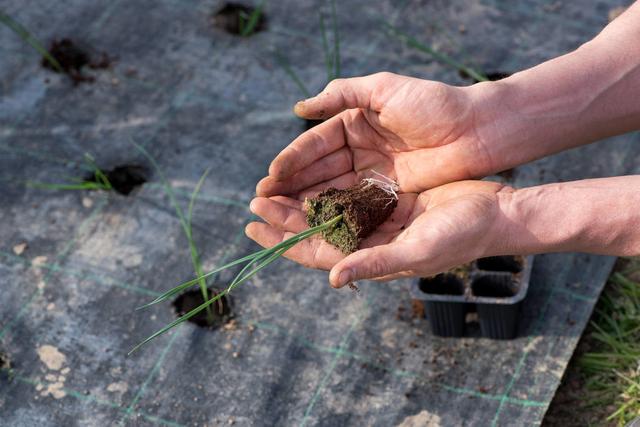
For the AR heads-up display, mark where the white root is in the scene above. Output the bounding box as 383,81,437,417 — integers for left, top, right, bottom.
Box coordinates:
362,170,400,206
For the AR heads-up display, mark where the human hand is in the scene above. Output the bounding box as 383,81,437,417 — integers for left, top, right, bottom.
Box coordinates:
247,180,513,288
257,72,503,198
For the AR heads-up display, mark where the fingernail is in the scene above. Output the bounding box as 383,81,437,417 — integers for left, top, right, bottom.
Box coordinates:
249,199,258,214
337,269,354,287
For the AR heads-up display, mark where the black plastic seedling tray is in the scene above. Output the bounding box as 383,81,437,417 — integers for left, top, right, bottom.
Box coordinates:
410,255,534,339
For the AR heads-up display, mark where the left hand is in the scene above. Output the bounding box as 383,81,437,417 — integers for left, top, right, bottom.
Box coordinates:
245,180,514,288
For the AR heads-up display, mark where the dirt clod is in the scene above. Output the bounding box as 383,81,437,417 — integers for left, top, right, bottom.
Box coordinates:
306,180,397,253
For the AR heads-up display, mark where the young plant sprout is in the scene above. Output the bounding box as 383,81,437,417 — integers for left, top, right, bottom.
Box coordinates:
0,11,64,73
27,154,113,192
129,172,399,354
274,0,341,98
238,0,265,37
134,144,220,324
383,22,488,83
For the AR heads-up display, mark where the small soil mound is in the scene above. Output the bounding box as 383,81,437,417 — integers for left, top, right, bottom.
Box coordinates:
306,180,397,254
172,287,232,328
42,38,112,84
212,3,267,36
84,165,147,196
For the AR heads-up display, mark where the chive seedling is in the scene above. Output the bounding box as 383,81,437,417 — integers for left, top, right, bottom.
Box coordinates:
134,144,219,324
129,214,343,354
319,0,340,82
27,154,113,192
238,0,265,37
383,22,488,83
0,10,64,73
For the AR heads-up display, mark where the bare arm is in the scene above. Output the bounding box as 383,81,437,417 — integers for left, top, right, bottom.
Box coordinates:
470,2,640,174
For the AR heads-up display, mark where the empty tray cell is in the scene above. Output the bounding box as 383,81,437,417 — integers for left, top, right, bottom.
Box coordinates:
471,274,519,298
418,273,465,296
476,255,523,273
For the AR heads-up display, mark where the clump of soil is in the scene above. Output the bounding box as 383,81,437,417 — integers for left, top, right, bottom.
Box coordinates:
172,287,232,328
84,165,147,196
42,38,112,84
476,255,523,274
306,180,397,254
212,3,267,35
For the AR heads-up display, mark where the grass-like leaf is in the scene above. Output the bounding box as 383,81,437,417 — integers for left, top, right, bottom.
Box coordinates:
383,22,488,83
239,0,265,37
133,143,217,321
27,153,112,192
129,214,343,354
0,10,63,73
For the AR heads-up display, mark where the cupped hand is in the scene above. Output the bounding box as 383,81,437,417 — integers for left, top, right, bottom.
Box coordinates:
246,180,514,288
257,72,499,199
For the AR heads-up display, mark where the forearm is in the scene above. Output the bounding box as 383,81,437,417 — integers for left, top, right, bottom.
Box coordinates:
468,2,640,173
496,176,640,256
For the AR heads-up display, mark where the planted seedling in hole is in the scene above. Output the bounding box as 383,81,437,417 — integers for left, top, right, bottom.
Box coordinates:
213,1,266,36
27,154,146,195
275,0,340,130
134,144,226,326
129,173,399,354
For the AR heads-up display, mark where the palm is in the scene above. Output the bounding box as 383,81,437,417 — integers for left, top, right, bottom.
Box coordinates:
246,181,507,281
257,74,485,199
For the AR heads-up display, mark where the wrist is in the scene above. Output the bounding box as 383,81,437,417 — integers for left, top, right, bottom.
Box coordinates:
496,178,640,256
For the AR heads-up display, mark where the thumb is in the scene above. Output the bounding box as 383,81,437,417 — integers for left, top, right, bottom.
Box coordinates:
328,241,414,288
294,72,394,120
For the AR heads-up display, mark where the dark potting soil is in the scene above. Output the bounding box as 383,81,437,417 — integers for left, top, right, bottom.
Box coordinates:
172,287,232,328
83,165,147,196
476,255,523,274
212,3,267,36
42,38,113,84
306,181,397,254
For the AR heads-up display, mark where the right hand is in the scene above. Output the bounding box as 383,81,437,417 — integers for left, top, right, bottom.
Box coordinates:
257,72,502,199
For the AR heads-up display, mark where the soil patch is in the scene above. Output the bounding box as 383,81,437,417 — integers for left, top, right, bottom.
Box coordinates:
84,165,147,196
305,181,397,254
172,287,232,328
471,274,518,298
419,273,465,295
212,3,267,36
42,38,113,84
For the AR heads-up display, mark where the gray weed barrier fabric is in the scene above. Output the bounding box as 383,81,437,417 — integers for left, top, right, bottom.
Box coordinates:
1,0,639,426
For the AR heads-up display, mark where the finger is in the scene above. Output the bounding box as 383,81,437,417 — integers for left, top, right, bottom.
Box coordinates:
294,73,395,119
258,147,352,197
267,116,346,181
244,222,344,270
249,197,307,233
268,196,304,210
328,241,416,288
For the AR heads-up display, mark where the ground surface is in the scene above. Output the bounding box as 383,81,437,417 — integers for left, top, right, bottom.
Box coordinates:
1,0,639,426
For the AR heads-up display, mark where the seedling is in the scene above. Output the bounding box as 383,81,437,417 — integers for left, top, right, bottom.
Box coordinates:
239,0,265,37
0,10,63,73
134,144,220,324
129,175,399,354
382,22,488,83
27,154,113,192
